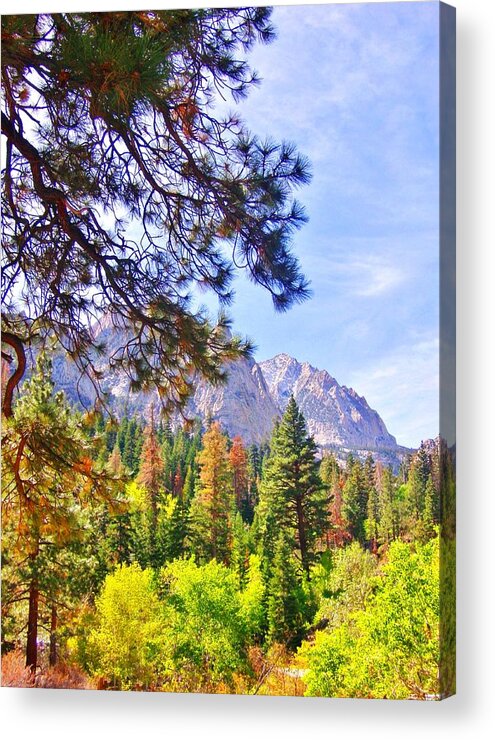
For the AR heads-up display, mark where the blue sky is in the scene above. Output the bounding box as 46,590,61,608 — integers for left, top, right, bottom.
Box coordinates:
205,2,441,449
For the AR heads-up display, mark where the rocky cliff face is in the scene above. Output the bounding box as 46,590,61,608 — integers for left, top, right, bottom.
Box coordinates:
258,354,397,450
47,322,409,463
186,357,279,445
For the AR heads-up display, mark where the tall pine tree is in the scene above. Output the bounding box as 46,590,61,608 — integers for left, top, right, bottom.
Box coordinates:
258,397,327,576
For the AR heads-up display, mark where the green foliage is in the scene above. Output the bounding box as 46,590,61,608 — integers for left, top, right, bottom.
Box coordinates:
239,554,266,641
312,542,378,629
1,354,120,668
2,8,310,416
267,533,307,647
301,537,440,699
259,397,328,575
159,558,250,691
230,511,251,586
86,564,166,690
342,458,368,544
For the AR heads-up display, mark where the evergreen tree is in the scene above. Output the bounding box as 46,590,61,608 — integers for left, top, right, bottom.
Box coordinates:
138,408,164,520
406,444,431,520
320,453,340,489
364,455,379,550
183,464,196,505
107,443,125,476
1,355,118,672
156,495,190,562
320,453,345,548
342,458,368,544
259,397,327,576
417,474,436,543
230,511,251,587
2,9,311,419
377,466,398,544
229,436,250,519
137,407,165,568
246,444,263,520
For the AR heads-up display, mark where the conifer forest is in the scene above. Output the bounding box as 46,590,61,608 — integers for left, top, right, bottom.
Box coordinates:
1,8,455,698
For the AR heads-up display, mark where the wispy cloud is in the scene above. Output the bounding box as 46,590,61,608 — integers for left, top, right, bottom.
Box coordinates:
208,3,442,447
348,335,440,447
320,253,407,298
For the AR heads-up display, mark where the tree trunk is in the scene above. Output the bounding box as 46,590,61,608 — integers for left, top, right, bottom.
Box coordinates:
26,577,39,674
49,604,57,667
295,495,309,576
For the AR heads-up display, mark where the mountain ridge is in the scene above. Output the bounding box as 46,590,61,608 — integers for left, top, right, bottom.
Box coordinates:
46,323,412,467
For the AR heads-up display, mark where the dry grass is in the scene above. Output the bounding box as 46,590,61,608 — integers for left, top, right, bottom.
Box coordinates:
248,644,306,697
36,662,90,690
1,649,35,688
1,649,90,690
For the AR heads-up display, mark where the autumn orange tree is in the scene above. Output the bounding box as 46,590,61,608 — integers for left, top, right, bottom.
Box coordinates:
1,355,120,672
229,435,249,515
190,422,234,564
137,406,164,528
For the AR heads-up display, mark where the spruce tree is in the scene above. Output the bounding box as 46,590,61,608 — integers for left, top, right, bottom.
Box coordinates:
259,396,327,576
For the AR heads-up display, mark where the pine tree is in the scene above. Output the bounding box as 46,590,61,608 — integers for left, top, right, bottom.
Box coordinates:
137,406,165,568
157,495,189,562
246,444,263,521
1,354,118,672
364,455,379,550
2,9,311,419
123,418,141,473
183,464,196,505
259,397,328,576
230,511,251,586
138,408,164,518
377,466,398,544
342,458,368,544
417,474,436,543
406,444,431,520
320,453,350,548
107,443,125,476
320,453,340,489
189,422,234,564
328,477,351,548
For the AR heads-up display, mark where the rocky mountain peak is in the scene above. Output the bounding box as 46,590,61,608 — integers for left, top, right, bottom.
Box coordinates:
258,355,397,452
48,321,407,466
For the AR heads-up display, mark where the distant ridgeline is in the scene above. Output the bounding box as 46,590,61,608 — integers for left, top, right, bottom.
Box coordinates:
45,318,414,470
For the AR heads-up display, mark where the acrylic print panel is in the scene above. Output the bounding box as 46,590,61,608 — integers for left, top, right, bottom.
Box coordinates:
1,2,455,699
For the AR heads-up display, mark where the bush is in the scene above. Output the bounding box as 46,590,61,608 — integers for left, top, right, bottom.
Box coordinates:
159,558,250,692
300,537,440,699
86,563,166,690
